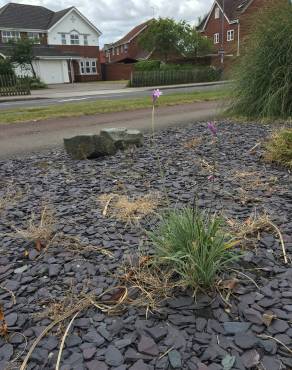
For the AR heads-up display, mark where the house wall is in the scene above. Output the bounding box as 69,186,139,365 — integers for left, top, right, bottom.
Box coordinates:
106,34,147,63
202,5,239,56
48,10,100,47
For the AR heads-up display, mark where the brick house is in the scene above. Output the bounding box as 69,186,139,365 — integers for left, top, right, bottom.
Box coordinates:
104,20,153,64
0,2,102,83
199,0,280,66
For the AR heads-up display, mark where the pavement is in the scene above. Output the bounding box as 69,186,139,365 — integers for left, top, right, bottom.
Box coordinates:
0,100,224,159
0,80,231,110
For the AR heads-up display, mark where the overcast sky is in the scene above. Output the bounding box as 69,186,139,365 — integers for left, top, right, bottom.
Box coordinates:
1,0,213,46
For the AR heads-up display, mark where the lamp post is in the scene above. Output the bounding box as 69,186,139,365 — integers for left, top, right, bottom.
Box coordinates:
220,0,225,64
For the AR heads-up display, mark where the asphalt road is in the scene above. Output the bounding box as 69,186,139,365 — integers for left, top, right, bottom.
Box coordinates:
0,84,224,110
0,100,223,159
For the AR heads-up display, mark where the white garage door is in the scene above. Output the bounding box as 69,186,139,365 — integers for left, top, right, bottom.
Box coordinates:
38,60,69,84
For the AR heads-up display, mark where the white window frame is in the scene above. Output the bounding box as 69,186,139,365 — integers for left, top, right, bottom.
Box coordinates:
61,33,67,45
70,33,79,45
214,33,220,44
79,59,97,75
28,32,40,44
84,35,88,46
1,31,20,43
227,29,234,42
215,6,220,19
124,43,129,52
117,46,120,55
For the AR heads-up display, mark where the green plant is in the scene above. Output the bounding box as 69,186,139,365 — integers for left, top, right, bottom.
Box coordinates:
149,208,238,289
265,128,292,168
135,60,161,71
231,2,292,119
21,76,47,89
0,59,14,75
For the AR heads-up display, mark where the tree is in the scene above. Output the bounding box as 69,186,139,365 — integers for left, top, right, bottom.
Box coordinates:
8,39,37,78
139,18,212,62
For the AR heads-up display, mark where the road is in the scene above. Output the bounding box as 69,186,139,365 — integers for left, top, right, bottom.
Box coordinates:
0,83,225,110
0,100,224,159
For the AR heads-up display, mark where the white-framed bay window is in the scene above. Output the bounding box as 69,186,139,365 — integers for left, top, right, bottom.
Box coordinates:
79,59,97,75
1,31,20,43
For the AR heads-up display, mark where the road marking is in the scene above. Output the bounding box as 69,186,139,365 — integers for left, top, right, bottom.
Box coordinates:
58,97,90,102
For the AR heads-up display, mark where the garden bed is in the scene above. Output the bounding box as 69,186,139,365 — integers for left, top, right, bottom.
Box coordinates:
0,121,291,370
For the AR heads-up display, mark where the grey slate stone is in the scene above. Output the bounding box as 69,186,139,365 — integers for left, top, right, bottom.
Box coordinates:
105,345,124,366
168,350,182,368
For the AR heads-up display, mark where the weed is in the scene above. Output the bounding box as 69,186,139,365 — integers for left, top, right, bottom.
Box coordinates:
149,207,238,290
183,137,202,149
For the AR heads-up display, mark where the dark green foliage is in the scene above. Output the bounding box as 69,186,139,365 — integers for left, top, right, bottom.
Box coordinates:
0,59,14,75
149,208,238,289
265,129,292,168
8,39,37,78
231,3,292,119
139,18,213,63
134,60,161,71
22,76,47,89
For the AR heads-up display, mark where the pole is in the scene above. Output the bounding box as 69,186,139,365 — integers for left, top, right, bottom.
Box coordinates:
221,0,225,64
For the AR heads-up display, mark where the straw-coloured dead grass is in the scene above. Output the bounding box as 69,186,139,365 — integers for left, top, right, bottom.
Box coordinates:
233,170,278,189
120,256,180,312
98,192,159,223
183,137,202,149
13,206,55,248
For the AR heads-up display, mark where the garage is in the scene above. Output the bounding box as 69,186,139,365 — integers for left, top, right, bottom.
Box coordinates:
36,59,70,84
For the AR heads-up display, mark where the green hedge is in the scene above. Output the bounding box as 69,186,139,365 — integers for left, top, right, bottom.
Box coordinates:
130,66,221,87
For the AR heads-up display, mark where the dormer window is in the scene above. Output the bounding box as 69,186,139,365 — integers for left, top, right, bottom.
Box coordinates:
70,33,79,45
28,32,40,44
215,6,220,19
1,31,20,43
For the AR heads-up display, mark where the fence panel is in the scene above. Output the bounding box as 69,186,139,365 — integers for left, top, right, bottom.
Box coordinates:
0,74,31,96
130,68,221,88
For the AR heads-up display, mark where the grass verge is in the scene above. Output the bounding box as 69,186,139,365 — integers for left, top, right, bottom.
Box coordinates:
0,89,229,125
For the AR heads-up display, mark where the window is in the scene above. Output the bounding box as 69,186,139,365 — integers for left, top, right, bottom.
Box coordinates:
227,29,234,41
215,6,220,19
79,59,97,75
61,34,67,45
84,35,88,45
27,32,40,44
1,31,20,43
121,45,124,53
70,33,79,45
214,33,220,44
124,44,129,52
116,46,119,55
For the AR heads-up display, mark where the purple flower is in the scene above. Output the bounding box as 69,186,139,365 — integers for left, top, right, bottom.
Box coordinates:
208,175,215,181
152,89,162,104
207,122,217,136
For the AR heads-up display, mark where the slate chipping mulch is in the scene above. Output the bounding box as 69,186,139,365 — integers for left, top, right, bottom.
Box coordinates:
0,121,292,370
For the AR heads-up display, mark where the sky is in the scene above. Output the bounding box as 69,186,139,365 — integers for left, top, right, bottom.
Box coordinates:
0,0,213,46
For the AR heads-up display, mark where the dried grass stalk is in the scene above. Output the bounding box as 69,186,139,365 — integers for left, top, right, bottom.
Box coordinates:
98,193,159,223
13,206,55,247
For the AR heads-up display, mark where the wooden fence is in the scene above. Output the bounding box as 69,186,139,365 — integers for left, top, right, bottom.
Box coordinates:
0,74,31,96
129,68,221,87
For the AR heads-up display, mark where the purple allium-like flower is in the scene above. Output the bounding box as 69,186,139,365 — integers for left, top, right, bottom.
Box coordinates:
208,175,215,181
207,122,217,136
152,89,162,104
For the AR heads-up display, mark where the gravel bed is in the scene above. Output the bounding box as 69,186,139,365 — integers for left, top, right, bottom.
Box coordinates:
0,121,291,370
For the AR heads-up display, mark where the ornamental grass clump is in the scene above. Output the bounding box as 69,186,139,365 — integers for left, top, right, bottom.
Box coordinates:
149,208,238,290
230,2,292,119
265,129,292,168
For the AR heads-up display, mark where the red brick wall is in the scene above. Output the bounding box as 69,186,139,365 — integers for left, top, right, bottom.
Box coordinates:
104,63,134,81
202,6,239,56
55,45,101,81
106,35,147,63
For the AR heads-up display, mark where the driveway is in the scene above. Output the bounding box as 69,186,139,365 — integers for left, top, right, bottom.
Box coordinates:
0,100,223,159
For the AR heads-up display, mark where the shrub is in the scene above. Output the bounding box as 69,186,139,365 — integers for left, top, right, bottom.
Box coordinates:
135,60,161,71
21,76,47,89
0,59,14,75
265,129,292,168
149,208,238,289
231,3,292,119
